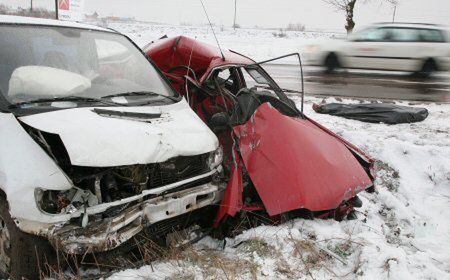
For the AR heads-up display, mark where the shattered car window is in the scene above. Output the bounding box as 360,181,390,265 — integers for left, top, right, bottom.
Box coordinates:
217,69,233,84
0,25,175,108
245,68,270,84
241,67,281,99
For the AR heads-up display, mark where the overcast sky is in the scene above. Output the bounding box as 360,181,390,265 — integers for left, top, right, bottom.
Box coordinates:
1,0,449,32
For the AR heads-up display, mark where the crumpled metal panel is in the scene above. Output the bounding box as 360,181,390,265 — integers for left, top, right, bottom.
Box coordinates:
19,100,218,167
0,112,73,226
144,36,254,84
215,149,244,225
233,103,372,216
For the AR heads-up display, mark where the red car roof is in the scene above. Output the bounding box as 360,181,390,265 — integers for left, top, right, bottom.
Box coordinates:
143,36,254,83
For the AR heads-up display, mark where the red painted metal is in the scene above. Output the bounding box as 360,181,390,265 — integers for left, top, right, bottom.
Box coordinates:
215,148,244,226
144,36,254,85
233,103,372,216
145,36,376,223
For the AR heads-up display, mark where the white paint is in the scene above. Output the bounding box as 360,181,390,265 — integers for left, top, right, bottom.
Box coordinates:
304,23,450,72
143,183,218,224
0,99,218,234
54,182,222,254
8,66,92,98
0,15,112,33
14,170,220,236
66,170,218,217
19,100,218,167
0,113,73,225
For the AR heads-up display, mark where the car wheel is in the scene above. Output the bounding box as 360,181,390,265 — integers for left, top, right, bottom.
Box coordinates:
417,59,437,78
324,53,340,73
0,196,55,280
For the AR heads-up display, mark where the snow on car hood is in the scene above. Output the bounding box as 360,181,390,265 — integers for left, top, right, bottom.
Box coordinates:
19,100,218,167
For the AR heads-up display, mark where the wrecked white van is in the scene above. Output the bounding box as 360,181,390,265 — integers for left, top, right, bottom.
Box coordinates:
0,16,223,278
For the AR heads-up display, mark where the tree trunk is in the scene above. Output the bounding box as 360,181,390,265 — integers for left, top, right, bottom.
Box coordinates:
345,0,357,34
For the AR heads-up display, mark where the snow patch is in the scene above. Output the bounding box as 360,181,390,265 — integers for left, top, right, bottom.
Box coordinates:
108,96,450,279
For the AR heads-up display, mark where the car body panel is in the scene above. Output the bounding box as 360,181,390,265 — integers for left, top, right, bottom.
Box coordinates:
234,103,372,216
304,23,450,72
215,149,244,225
339,41,442,71
19,100,218,167
1,100,221,238
145,36,375,223
438,56,450,71
0,112,73,224
0,14,113,32
143,36,254,85
51,182,222,254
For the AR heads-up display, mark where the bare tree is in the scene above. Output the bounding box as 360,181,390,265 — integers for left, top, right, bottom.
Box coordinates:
323,0,397,33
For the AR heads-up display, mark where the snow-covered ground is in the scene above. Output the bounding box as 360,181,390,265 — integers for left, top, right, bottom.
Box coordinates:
108,21,341,63
104,22,450,279
108,95,450,280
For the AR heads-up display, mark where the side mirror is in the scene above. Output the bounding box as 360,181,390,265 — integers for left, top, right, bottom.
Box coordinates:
210,112,230,131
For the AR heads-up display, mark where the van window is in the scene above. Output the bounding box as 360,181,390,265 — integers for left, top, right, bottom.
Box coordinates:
384,28,420,42
353,28,389,42
419,29,446,42
0,25,175,108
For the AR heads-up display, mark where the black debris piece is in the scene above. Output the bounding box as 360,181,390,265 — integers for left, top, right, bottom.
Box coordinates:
312,103,429,124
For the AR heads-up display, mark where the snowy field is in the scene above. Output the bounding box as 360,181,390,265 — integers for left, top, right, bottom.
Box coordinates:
108,95,450,280
108,21,341,63
104,22,450,279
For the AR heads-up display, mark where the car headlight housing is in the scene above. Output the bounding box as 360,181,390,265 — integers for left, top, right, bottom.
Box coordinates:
207,147,223,170
35,188,98,215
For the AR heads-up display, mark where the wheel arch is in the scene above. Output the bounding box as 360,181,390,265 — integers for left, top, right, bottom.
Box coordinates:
0,189,6,200
423,57,439,71
324,52,340,65
323,52,341,73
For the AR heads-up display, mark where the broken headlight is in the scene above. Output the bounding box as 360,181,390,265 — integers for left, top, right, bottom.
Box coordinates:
207,146,223,170
35,188,98,215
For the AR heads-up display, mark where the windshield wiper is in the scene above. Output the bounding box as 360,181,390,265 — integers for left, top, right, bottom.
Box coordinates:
8,96,126,109
102,91,179,102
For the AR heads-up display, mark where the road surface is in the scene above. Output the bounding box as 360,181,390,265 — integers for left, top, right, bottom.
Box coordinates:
263,64,450,103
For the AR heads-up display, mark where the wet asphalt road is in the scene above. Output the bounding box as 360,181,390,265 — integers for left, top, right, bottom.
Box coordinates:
264,64,450,103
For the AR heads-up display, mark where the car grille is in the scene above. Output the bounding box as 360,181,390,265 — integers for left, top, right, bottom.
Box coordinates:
146,153,209,189
70,153,211,203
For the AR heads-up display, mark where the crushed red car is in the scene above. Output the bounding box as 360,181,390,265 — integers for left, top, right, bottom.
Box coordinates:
144,36,375,224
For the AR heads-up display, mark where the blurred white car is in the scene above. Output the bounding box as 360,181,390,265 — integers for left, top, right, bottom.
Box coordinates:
304,23,450,76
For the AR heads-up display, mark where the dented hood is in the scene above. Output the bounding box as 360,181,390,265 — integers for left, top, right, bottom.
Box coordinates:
235,103,372,215
19,100,218,167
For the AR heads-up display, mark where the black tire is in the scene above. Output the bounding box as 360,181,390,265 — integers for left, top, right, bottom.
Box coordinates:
324,53,340,73
416,59,437,78
0,196,55,280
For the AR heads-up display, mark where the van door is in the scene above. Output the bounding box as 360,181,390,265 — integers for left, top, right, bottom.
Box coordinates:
377,27,422,71
342,27,391,70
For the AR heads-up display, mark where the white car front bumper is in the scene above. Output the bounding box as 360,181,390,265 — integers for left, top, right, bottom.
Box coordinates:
49,181,224,254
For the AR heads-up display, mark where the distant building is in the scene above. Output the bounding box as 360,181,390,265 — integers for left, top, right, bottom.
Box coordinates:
85,11,99,22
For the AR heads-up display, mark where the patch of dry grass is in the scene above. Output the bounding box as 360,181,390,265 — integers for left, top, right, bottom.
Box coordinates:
236,238,277,258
